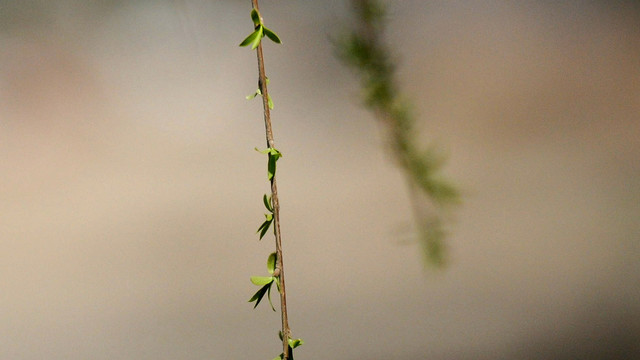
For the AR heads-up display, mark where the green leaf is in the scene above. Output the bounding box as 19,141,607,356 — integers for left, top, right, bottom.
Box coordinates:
246,88,261,100
267,156,276,180
255,147,282,156
250,8,261,26
267,252,277,274
248,283,270,308
250,276,274,286
257,215,273,240
255,148,282,180
271,148,282,157
288,338,304,349
239,29,260,47
263,194,273,212
250,26,264,50
263,27,282,44
266,282,276,311
267,149,282,180
267,94,274,110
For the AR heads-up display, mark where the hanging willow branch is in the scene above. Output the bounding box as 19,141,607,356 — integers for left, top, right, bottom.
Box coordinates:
239,1,303,359
335,0,460,266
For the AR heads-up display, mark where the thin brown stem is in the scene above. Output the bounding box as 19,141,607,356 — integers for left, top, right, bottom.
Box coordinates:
250,0,291,358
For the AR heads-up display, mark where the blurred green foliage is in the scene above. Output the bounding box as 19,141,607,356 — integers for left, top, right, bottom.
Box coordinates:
335,0,460,266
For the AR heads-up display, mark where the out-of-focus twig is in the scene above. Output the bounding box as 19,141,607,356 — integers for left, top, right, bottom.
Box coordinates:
335,0,460,266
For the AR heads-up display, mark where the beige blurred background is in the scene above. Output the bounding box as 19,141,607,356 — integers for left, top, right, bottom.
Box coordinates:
1,1,639,359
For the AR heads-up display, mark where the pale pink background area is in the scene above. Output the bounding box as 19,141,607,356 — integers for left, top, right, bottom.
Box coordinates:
1,1,639,359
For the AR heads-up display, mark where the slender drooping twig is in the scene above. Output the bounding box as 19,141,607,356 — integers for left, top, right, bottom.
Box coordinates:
336,0,460,266
249,0,291,357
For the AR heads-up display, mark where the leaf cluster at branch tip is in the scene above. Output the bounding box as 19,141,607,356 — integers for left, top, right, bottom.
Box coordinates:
239,8,282,50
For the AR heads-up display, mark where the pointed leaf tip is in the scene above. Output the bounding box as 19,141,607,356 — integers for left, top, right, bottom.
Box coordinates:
248,284,270,308
239,29,260,47
257,217,273,240
263,27,282,44
267,283,276,311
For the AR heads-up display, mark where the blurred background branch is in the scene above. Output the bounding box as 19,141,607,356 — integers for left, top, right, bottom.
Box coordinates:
335,0,460,266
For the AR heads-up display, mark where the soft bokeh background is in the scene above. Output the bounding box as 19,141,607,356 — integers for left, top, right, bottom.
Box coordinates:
1,1,639,359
